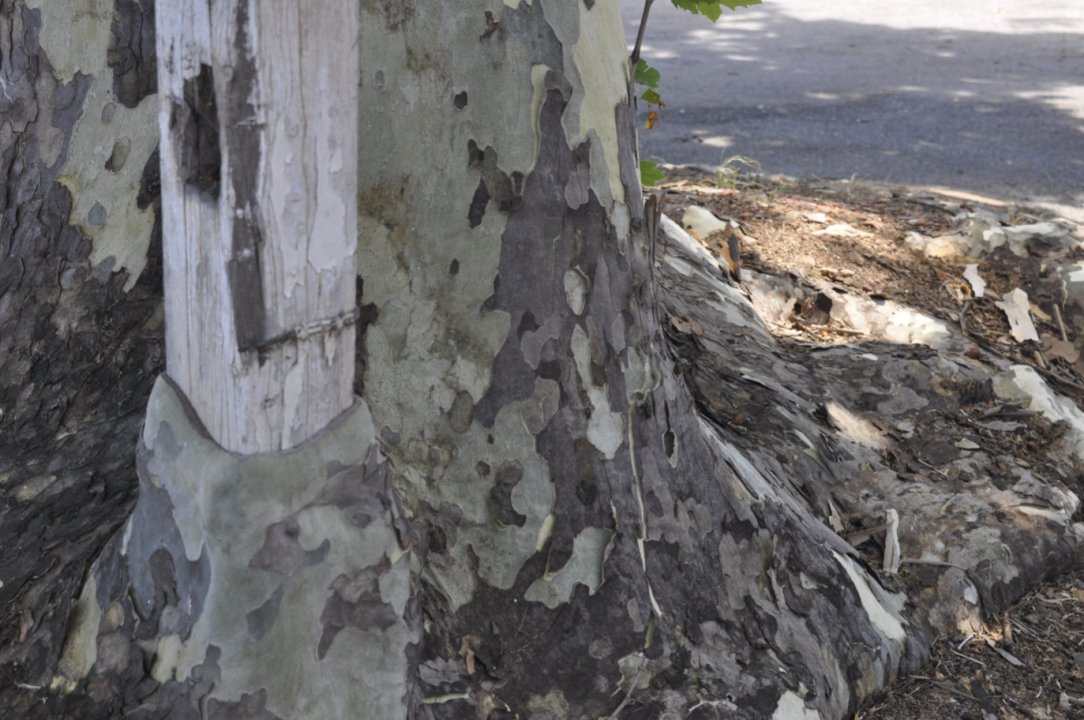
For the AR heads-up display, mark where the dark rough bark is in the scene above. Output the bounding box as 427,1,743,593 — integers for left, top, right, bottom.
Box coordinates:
655,217,1083,641
108,0,157,108
0,0,162,708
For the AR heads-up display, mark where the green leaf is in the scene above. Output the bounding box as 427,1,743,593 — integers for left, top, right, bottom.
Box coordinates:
670,0,721,22
670,0,761,23
633,59,661,90
640,88,662,106
640,160,666,187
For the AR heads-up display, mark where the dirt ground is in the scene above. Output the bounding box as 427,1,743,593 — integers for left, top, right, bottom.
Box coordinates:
655,167,1084,720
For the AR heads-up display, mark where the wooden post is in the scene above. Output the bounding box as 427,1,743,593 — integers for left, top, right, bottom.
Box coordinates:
156,0,358,453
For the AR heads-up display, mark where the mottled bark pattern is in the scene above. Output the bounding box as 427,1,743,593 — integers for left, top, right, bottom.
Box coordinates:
0,1,162,709
659,225,1083,641
21,378,415,719
357,2,913,718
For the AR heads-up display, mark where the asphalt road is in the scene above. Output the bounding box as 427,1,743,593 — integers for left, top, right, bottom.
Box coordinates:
623,0,1084,217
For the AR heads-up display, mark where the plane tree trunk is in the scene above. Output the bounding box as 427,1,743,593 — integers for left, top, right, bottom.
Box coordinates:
347,3,917,718
3,2,1083,720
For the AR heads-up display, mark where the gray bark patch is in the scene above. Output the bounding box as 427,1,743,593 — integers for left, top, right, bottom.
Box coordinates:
250,519,330,575
126,444,211,640
206,689,283,720
488,461,527,527
449,390,474,433
468,179,490,228
317,566,399,659
108,0,157,107
246,585,286,642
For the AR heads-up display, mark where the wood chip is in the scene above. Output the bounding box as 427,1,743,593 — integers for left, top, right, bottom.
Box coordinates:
963,264,986,298
986,638,1026,667
670,316,704,336
813,223,868,237
1042,334,1080,364
995,288,1040,343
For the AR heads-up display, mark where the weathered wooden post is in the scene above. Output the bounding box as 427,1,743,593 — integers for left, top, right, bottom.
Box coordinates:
50,3,414,717
158,0,358,452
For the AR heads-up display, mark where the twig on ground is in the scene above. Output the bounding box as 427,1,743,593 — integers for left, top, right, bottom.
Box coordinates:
950,648,987,667
929,680,981,704
1054,303,1070,343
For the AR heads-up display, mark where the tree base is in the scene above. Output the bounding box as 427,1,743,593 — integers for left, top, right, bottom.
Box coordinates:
47,377,416,719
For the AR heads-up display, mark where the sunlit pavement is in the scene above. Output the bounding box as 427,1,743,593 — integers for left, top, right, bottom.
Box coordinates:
623,1,1084,221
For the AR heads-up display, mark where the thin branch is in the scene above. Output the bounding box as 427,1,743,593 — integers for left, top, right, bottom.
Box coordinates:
630,0,655,66
608,660,646,719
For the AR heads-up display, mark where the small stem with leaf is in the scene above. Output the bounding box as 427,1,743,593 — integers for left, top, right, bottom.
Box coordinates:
630,0,655,66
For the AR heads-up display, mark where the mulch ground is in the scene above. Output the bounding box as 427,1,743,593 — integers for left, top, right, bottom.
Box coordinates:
655,167,1084,720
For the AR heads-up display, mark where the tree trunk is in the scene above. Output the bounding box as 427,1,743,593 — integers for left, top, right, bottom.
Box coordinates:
0,0,163,703
349,3,922,717
4,2,1084,720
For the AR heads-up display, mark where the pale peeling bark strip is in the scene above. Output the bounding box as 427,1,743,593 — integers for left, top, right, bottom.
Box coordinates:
157,0,358,453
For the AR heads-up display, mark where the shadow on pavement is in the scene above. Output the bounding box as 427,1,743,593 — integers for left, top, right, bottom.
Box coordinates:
627,2,1084,215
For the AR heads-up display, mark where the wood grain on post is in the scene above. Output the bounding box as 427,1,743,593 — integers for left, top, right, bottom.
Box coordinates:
156,0,358,453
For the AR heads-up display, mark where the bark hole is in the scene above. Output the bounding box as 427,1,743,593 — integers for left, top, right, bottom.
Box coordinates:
797,291,834,325
177,64,221,198
454,91,468,109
